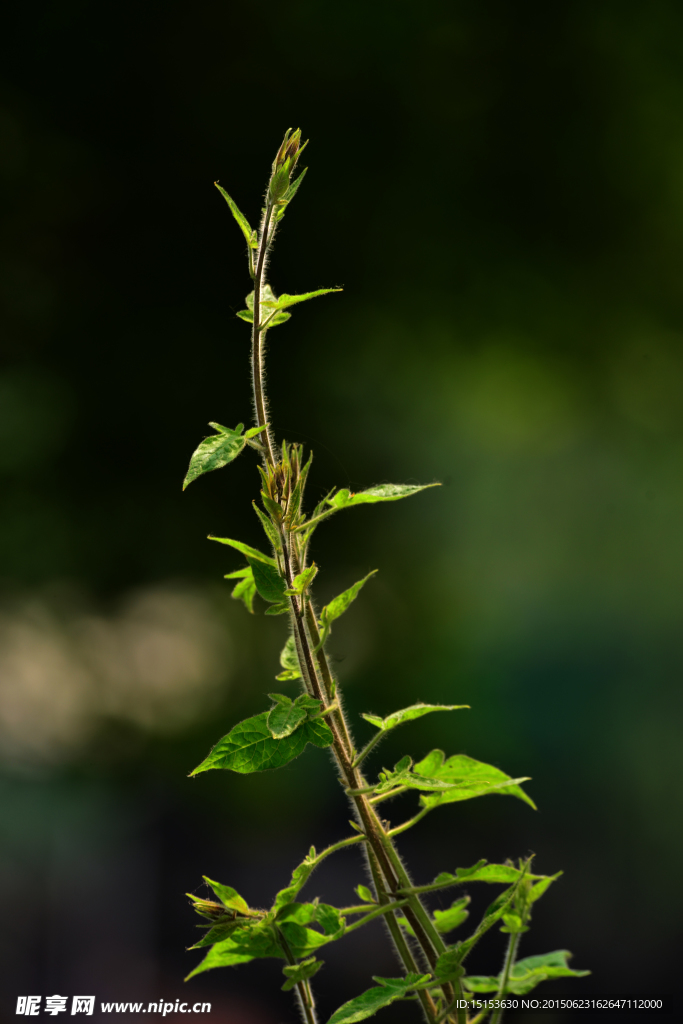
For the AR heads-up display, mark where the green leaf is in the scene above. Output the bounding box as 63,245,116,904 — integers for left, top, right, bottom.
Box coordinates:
327,483,440,509
244,424,267,439
316,904,344,935
356,885,375,904
267,693,322,739
327,974,432,1024
286,563,318,595
529,871,562,903
183,424,247,489
454,878,525,964
276,167,308,218
433,896,470,934
276,901,318,926
464,950,590,996
282,956,323,991
190,919,248,948
186,922,283,979
413,751,536,810
318,571,377,647
279,921,340,958
276,636,302,681
265,287,343,311
247,556,287,603
209,535,276,565
189,711,333,775
253,501,281,549
265,602,290,615
238,285,293,328
202,877,250,914
214,183,258,248
228,571,257,614
361,703,469,732
273,850,318,911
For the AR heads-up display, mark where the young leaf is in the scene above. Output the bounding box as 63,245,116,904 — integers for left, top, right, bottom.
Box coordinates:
315,903,344,936
228,571,257,614
282,956,323,991
183,424,247,489
355,885,375,904
253,502,281,549
202,877,250,914
190,919,248,948
238,285,292,328
265,602,290,615
189,711,333,775
414,751,536,810
276,635,302,681
326,483,440,509
529,871,563,903
267,694,322,739
214,183,258,249
247,556,287,603
361,703,469,732
265,287,343,311
286,563,318,595
453,875,526,965
273,849,319,911
433,896,470,934
236,308,292,327
279,921,342,958
276,901,319,926
327,974,432,1024
209,535,276,565
318,571,377,647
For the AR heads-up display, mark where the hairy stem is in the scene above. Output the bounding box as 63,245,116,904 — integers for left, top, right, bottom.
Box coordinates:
251,203,275,466
490,931,521,1024
277,926,319,1024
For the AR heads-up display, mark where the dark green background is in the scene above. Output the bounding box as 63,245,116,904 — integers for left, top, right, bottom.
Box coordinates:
1,1,682,1020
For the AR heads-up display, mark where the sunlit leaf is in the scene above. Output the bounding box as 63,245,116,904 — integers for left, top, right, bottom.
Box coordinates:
273,850,318,911
209,535,276,565
253,501,280,549
265,287,342,311
327,974,431,1024
186,922,283,979
202,877,249,914
362,703,469,733
433,896,470,934
190,711,333,775
286,564,318,595
214,183,258,248
276,636,302,681
318,571,377,647
326,483,440,509
414,751,536,810
227,571,257,614
463,950,590,996
267,693,321,739
183,423,247,489
355,885,375,904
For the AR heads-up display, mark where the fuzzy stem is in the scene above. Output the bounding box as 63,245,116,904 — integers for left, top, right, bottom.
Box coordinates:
252,203,275,466
489,931,521,1024
277,926,319,1024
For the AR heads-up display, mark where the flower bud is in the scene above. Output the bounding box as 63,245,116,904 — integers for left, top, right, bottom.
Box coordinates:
269,128,308,203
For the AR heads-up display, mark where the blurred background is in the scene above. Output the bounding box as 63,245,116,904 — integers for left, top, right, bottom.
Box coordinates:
1,0,682,1020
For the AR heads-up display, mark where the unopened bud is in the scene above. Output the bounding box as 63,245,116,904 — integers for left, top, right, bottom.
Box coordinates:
269,128,308,203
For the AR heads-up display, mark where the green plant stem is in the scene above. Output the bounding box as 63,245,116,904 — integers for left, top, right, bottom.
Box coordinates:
277,926,319,1024
342,898,410,933
490,931,521,1024
351,730,386,768
252,203,275,466
388,806,431,836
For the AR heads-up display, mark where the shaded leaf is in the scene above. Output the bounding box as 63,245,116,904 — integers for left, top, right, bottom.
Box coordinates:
414,751,536,810
280,921,339,958
209,535,276,565
265,602,290,615
190,712,333,775
214,183,258,248
276,902,318,926
282,956,323,991
253,502,280,549
361,703,468,732
247,556,287,603
183,424,246,489
327,974,431,1024
326,483,439,509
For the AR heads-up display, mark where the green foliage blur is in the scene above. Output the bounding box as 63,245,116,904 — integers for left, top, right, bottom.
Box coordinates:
1,0,682,1019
